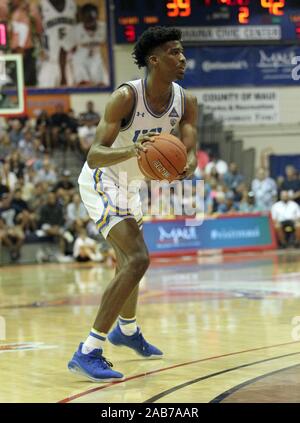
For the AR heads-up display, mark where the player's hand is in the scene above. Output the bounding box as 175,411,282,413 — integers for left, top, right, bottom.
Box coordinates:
177,161,196,180
132,131,157,159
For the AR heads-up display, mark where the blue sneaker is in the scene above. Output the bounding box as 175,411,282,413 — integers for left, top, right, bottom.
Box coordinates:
68,343,123,382
108,325,163,358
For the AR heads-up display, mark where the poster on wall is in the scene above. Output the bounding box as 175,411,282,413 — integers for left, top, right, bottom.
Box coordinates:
197,89,280,126
0,0,113,93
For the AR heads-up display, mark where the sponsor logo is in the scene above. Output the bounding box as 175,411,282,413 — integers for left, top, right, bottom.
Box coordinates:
210,227,261,240
158,226,197,244
257,50,296,69
170,118,177,127
202,60,248,72
168,107,179,118
136,111,145,117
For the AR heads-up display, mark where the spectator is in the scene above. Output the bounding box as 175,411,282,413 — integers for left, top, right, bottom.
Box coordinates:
271,190,300,248
66,193,89,229
50,103,74,150
18,130,36,162
35,110,52,152
0,189,25,261
0,161,18,192
73,227,103,262
53,170,75,198
280,165,300,205
35,158,58,187
8,119,23,148
8,150,25,179
79,101,100,126
239,191,262,213
204,153,228,177
10,189,36,234
78,120,96,157
251,168,277,211
223,162,244,191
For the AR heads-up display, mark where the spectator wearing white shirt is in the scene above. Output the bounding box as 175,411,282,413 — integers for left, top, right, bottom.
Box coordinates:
204,154,228,177
66,193,89,230
271,190,300,248
252,168,277,211
78,121,96,157
73,227,103,262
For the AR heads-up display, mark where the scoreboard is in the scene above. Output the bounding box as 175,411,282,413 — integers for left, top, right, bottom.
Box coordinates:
114,0,300,43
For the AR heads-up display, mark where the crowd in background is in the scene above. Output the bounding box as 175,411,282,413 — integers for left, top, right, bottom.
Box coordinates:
1,102,300,263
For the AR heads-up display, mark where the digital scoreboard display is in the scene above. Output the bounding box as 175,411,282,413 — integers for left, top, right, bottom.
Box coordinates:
114,0,300,44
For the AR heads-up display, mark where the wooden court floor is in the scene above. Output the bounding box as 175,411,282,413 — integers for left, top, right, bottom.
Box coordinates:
1,249,300,403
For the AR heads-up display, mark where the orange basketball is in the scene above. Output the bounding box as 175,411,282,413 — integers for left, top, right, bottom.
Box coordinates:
138,133,187,182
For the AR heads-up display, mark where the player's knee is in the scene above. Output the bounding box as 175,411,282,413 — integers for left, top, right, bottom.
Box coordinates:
128,251,150,277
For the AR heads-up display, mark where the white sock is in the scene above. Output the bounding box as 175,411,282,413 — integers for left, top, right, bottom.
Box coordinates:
118,316,137,336
82,328,106,354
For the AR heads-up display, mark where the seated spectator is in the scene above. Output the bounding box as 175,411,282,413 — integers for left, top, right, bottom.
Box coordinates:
66,193,89,229
35,110,52,152
18,129,37,162
10,189,36,234
271,190,300,248
0,202,25,261
8,150,25,179
78,121,96,157
280,165,300,205
79,101,100,126
8,119,23,148
239,191,262,213
35,158,58,187
223,162,244,191
53,169,75,200
50,103,76,150
204,153,228,177
251,168,277,211
0,161,18,192
73,227,103,262
215,191,239,214
0,129,13,160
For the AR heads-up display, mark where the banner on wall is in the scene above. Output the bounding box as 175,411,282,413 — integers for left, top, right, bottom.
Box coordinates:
143,214,276,257
0,0,113,93
198,88,280,125
184,46,300,87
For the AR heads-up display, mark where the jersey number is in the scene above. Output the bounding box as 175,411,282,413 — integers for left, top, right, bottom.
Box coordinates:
132,128,162,143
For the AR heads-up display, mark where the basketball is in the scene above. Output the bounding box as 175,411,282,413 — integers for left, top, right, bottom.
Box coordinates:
138,133,187,182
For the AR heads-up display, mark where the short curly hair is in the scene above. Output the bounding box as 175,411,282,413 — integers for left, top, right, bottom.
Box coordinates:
132,26,182,68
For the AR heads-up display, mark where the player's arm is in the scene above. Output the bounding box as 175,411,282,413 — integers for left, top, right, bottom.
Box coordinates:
87,86,150,169
179,92,198,178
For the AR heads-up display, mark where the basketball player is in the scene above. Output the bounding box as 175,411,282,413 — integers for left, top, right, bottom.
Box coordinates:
68,27,198,381
72,3,109,86
38,0,76,87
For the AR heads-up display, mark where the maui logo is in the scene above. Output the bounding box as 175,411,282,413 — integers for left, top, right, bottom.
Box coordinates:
132,128,162,143
158,226,197,244
257,50,296,69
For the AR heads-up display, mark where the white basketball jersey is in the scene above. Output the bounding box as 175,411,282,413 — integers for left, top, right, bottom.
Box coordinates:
40,0,76,60
75,21,106,57
79,78,185,187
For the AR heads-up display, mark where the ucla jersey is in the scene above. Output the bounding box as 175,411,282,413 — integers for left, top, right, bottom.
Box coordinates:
79,78,185,186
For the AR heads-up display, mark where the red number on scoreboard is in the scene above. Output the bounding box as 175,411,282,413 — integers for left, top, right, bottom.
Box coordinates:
124,25,136,42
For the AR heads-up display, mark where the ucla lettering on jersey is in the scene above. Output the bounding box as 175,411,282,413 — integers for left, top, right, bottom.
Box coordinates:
79,78,185,186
